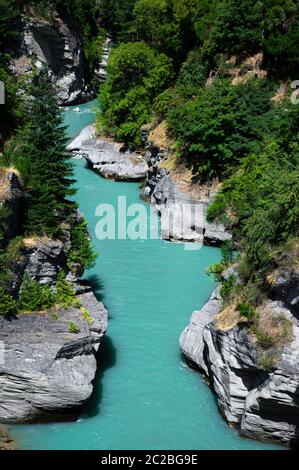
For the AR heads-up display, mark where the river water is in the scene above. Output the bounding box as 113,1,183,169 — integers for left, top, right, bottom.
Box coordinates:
11,100,277,450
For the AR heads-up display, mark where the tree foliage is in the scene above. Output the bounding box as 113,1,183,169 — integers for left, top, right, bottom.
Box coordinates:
167,78,275,179
3,68,75,236
98,41,173,145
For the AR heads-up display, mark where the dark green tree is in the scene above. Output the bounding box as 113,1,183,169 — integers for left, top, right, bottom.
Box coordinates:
0,0,20,50
7,68,76,235
98,41,173,145
167,78,275,179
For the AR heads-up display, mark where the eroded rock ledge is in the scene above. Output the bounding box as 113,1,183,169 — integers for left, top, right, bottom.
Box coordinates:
68,125,148,181
180,288,299,447
0,290,108,424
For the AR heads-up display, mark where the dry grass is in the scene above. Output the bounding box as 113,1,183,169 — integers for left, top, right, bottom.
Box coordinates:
215,304,242,332
252,305,293,349
22,235,52,249
228,53,267,85
271,83,288,103
148,121,174,151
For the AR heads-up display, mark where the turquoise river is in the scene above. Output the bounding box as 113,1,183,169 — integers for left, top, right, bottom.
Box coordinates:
11,100,278,450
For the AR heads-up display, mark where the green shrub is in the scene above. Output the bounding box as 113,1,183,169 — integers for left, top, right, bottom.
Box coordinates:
0,287,17,317
167,78,275,180
80,307,94,325
68,321,80,334
258,351,279,372
206,262,225,282
237,302,256,321
68,219,97,270
18,274,55,312
54,271,76,308
0,236,24,291
254,330,276,349
220,275,236,303
206,194,227,223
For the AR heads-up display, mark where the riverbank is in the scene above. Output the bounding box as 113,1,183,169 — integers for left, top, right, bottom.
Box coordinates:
0,425,16,450
67,124,232,247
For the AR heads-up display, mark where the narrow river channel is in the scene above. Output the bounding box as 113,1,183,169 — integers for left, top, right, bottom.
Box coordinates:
11,101,277,450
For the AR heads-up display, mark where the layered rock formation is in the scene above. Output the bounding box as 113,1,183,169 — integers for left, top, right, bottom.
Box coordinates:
141,130,231,246
180,289,299,447
0,291,108,423
0,193,108,423
95,35,112,84
68,125,148,181
151,175,232,246
10,9,90,105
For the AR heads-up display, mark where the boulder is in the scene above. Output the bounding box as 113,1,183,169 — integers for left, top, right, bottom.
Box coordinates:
0,291,108,423
68,125,148,181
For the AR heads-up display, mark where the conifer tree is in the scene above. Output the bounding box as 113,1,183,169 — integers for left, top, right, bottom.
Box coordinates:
22,68,75,235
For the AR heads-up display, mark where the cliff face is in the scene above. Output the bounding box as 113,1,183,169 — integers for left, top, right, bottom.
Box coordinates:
0,173,108,423
0,290,108,423
180,288,299,447
0,169,24,246
141,128,231,247
10,9,91,105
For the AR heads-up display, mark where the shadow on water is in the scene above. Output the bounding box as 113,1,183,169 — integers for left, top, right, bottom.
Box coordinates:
290,385,299,449
83,335,117,419
83,274,106,303
79,272,116,419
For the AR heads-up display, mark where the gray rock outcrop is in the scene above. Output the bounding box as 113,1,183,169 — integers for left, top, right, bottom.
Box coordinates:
180,290,299,447
95,35,112,83
152,175,232,246
68,125,148,181
271,266,299,315
10,9,89,105
0,291,108,423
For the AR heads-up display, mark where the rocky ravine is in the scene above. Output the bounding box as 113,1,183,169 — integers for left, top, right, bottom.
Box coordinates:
180,287,299,447
68,125,231,246
10,8,90,105
0,290,108,423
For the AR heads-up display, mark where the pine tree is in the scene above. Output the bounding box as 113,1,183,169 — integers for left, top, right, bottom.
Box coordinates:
22,68,76,235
